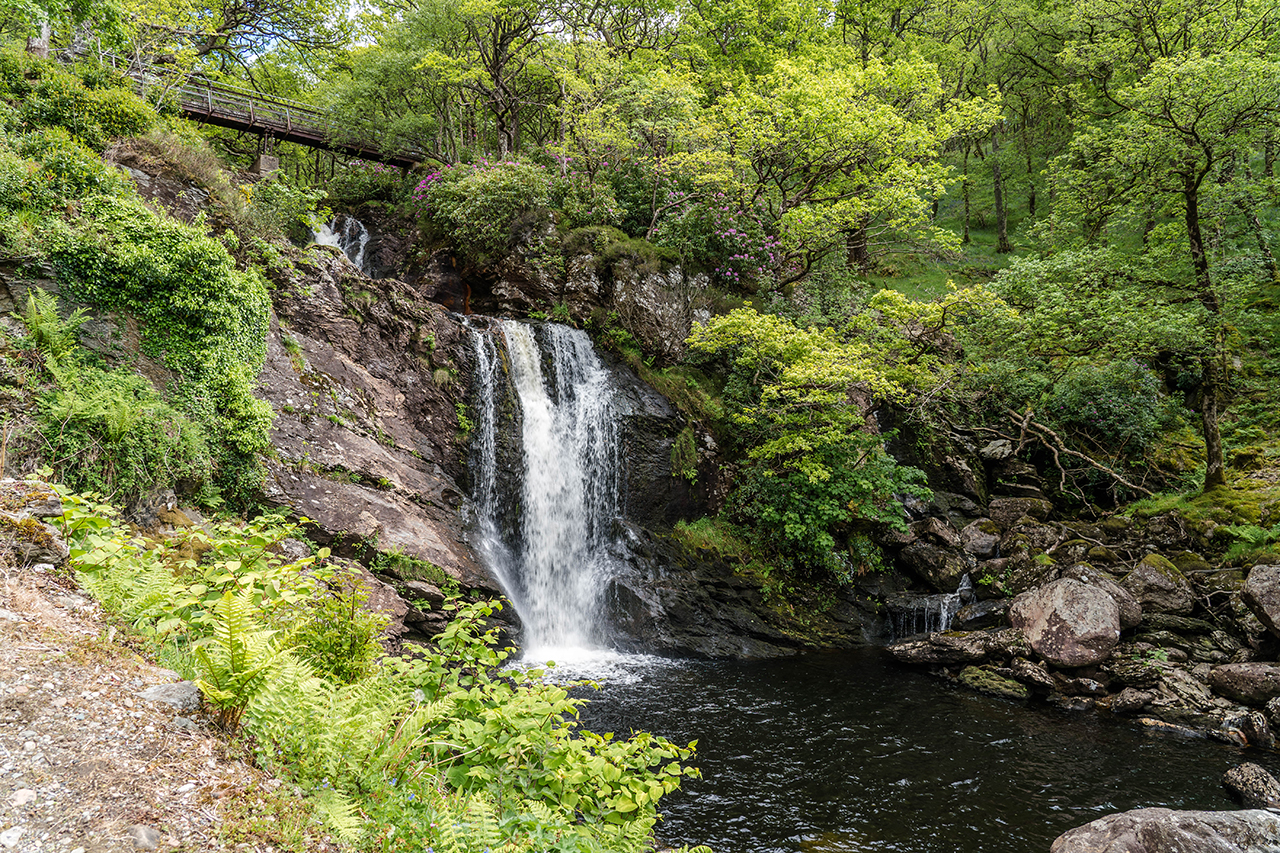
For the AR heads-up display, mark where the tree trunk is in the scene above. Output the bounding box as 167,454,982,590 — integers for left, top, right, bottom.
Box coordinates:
26,18,51,58
846,218,871,274
991,126,1012,253
961,148,971,245
1183,172,1226,491
1200,355,1227,490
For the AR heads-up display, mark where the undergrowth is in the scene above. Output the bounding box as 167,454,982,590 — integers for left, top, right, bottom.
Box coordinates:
58,489,711,853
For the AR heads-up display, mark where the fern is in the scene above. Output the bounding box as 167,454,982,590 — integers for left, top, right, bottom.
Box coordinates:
310,788,364,843
192,589,282,731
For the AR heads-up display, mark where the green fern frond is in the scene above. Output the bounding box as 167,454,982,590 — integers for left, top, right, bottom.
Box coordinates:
311,788,364,843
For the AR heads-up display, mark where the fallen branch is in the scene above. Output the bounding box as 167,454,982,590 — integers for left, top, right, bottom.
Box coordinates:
1006,408,1154,497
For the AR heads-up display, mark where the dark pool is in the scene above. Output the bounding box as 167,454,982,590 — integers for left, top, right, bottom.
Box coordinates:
569,648,1275,853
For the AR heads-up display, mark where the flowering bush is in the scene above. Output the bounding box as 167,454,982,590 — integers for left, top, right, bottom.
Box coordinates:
1043,360,1170,450
652,193,780,291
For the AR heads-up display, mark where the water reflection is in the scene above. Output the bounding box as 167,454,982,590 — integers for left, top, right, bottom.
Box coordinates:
572,648,1277,853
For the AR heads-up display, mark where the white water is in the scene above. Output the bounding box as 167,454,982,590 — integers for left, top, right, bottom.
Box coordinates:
470,320,625,662
313,215,371,274
889,574,971,640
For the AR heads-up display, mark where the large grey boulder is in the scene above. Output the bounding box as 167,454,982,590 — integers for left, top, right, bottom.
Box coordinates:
959,519,1001,559
1121,554,1195,614
1060,563,1143,629
897,517,970,593
1009,578,1121,667
987,496,1052,530
1208,663,1280,706
1243,565,1280,640
1050,808,1280,853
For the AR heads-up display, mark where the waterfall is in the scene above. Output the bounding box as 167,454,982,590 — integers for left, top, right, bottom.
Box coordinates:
313,215,371,274
469,320,623,654
888,575,971,641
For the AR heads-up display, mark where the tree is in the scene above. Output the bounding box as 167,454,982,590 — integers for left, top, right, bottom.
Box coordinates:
1050,51,1280,488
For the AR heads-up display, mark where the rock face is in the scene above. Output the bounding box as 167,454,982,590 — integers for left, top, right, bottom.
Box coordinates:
897,517,972,593
1009,579,1121,667
1050,808,1280,853
261,250,496,592
1208,664,1280,706
1121,554,1195,615
605,522,873,658
1243,564,1280,639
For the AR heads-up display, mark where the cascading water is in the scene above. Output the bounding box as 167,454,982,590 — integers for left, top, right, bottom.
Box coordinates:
313,215,371,274
469,319,624,656
888,574,971,641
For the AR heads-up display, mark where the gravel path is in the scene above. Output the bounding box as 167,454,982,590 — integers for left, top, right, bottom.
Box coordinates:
0,566,304,853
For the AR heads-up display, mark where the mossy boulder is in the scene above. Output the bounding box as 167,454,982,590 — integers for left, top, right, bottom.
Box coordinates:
1121,554,1195,615
958,666,1030,700
1088,545,1119,564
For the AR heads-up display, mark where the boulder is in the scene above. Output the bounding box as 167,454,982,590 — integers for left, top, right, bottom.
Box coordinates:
1010,578,1121,668
1242,564,1280,640
1121,555,1195,615
1208,663,1280,706
1060,563,1142,630
1109,688,1155,714
954,599,1008,631
1223,763,1280,809
1220,712,1276,750
988,497,1052,530
1050,808,1280,853
887,629,1027,666
959,519,1001,559
897,517,970,593
1007,658,1056,690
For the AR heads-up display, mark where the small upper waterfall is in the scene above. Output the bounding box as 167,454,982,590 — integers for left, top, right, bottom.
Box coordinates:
313,215,371,274
887,575,972,641
469,320,624,655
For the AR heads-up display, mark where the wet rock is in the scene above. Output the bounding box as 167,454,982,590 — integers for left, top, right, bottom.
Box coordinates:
988,497,1052,530
897,517,971,593
1060,563,1142,630
1056,674,1109,696
1208,663,1280,706
1220,712,1275,750
1243,564,1280,640
957,666,1029,700
887,629,1026,666
401,580,445,608
1000,552,1061,596
1223,763,1280,808
1266,696,1280,730
1050,808,1280,853
954,599,1007,631
1010,578,1121,668
1109,688,1155,714
1141,613,1214,634
959,519,1000,559
1007,658,1056,690
1121,555,1194,615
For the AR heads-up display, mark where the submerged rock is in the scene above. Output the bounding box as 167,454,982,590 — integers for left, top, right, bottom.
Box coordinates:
1050,808,1280,852
957,665,1029,700
1009,578,1121,668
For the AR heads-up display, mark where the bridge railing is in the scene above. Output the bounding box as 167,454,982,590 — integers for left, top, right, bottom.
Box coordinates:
81,50,425,165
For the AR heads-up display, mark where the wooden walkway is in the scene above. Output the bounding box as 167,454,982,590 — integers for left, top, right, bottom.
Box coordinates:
119,59,424,169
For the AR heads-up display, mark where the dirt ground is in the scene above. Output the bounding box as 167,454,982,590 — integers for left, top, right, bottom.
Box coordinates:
0,564,331,853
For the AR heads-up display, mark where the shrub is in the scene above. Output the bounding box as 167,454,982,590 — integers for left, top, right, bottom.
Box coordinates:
1043,360,1170,451
15,127,128,202
245,177,328,245
415,159,558,261
326,159,412,210
652,193,779,291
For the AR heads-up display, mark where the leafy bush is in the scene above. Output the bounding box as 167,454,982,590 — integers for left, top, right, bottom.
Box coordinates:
653,193,779,291
245,177,328,245
15,127,128,203
327,160,412,210
415,159,558,261
4,52,153,150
